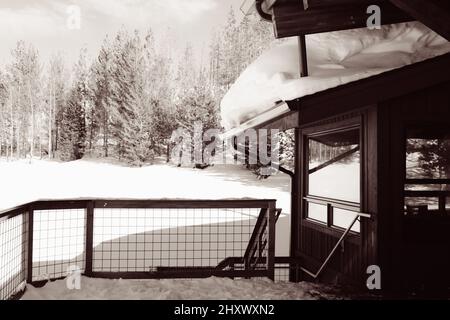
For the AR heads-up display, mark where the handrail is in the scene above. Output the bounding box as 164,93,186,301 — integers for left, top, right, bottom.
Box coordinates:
0,199,277,218
244,208,268,267
244,208,282,260
243,208,281,279
404,190,449,215
304,195,360,212
300,211,371,280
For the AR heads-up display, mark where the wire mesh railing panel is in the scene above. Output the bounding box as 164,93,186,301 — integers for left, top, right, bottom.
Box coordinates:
92,208,260,273
274,263,291,282
32,209,86,281
1,199,278,298
0,213,28,300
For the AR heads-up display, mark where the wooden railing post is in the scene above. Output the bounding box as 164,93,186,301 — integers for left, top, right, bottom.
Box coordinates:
27,205,34,283
267,201,276,281
85,201,94,276
438,195,446,215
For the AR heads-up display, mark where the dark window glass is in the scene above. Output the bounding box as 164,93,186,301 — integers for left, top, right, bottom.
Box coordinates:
405,127,450,215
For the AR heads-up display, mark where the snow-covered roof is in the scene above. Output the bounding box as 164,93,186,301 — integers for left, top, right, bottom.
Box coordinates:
220,22,450,131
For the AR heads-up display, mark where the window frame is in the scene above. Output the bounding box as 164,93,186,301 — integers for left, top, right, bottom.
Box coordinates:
302,118,363,234
404,125,450,216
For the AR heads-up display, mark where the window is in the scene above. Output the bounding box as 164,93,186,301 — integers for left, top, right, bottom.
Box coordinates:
305,127,361,232
333,208,360,233
405,126,450,216
307,202,327,224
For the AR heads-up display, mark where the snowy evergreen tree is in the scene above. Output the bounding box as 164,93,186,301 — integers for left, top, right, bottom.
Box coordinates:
92,37,115,157
408,137,450,180
0,10,276,167
174,81,220,168
279,129,295,172
109,29,155,165
58,49,90,161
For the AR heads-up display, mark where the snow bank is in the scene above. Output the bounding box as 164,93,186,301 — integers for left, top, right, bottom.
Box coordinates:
21,276,342,300
221,22,450,130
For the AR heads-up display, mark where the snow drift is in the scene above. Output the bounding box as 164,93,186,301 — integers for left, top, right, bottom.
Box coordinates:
221,22,450,130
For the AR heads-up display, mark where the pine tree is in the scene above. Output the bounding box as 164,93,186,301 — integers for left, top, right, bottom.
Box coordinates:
58,49,90,161
92,37,115,157
174,81,220,168
413,138,450,179
110,29,155,165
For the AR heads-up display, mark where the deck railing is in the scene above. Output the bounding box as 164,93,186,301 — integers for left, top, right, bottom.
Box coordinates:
0,199,278,300
405,178,450,215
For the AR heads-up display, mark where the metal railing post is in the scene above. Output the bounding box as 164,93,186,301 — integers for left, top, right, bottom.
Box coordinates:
267,201,276,281
27,205,34,283
85,201,94,276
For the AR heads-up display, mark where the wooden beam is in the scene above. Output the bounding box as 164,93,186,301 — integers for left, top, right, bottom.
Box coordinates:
293,53,450,125
298,35,308,77
390,0,450,41
273,1,412,38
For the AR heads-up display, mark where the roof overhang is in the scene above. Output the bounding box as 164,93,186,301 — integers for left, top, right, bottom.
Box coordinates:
256,0,413,38
222,102,298,139
256,0,450,41
288,52,450,126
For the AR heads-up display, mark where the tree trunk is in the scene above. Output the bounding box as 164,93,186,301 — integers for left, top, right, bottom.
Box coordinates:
55,125,58,153
38,133,42,159
16,124,20,158
103,115,108,157
166,143,170,163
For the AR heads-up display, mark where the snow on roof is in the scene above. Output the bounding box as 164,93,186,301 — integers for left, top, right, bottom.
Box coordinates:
220,22,450,130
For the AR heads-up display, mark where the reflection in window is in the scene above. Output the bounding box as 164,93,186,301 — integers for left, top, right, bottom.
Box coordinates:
307,203,327,224
333,209,360,233
405,127,450,215
308,128,360,203
406,128,450,181
306,127,361,232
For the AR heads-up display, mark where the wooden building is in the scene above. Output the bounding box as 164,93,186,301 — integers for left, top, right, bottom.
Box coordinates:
227,0,450,293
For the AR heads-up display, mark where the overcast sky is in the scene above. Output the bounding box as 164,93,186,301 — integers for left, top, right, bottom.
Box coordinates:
0,0,246,68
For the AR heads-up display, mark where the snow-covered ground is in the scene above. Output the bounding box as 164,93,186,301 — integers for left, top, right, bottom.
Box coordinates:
0,158,290,213
0,158,291,259
1,158,361,300
21,276,343,300
221,22,450,129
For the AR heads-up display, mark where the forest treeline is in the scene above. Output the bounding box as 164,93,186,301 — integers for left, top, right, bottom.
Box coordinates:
0,10,276,166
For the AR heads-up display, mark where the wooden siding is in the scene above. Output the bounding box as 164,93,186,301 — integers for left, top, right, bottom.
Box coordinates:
379,80,450,291
295,112,372,286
